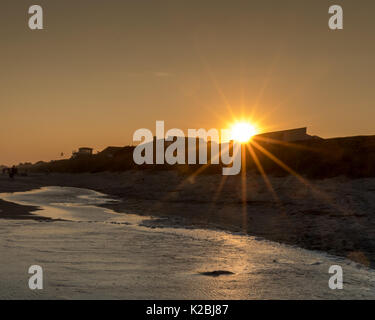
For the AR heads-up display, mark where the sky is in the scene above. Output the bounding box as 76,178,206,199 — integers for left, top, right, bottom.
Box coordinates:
1,0,375,165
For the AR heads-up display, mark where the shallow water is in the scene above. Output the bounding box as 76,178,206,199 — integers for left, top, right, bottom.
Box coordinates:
1,186,375,299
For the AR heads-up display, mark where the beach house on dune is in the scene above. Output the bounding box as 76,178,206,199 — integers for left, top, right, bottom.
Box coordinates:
255,127,321,142
71,147,93,159
99,146,124,158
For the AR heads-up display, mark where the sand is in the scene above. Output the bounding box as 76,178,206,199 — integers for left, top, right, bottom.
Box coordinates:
2,216,375,299
1,171,375,267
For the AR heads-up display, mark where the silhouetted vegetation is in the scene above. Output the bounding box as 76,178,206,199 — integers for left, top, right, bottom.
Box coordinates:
25,135,375,179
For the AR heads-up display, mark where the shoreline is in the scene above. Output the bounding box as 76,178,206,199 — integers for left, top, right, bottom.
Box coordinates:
0,199,53,221
1,172,375,267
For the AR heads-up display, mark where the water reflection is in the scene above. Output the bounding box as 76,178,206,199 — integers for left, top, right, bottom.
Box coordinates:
1,187,375,299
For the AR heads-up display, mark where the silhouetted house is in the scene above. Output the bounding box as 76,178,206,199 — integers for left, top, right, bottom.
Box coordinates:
71,147,93,159
99,146,124,158
255,127,321,143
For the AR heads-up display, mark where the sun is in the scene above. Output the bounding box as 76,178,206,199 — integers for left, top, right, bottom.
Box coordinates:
230,122,258,143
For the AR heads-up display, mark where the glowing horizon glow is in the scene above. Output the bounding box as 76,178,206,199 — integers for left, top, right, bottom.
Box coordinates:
230,122,258,143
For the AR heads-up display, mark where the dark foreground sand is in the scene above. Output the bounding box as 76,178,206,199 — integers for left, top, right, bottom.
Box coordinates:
1,172,375,267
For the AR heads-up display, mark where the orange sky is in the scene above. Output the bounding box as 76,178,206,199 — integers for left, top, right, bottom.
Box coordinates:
1,0,375,165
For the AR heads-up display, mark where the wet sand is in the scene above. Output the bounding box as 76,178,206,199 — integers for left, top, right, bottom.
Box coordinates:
1,185,375,299
0,199,51,221
1,172,375,267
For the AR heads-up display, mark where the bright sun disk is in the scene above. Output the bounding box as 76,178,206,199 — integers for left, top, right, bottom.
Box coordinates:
230,122,258,143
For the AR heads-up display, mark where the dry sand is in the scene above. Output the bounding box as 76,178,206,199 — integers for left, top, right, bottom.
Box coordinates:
1,171,375,267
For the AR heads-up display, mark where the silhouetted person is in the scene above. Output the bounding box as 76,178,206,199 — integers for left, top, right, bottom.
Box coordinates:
9,166,17,179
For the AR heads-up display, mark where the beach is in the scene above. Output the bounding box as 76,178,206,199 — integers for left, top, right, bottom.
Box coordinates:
1,172,375,268
1,182,375,299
